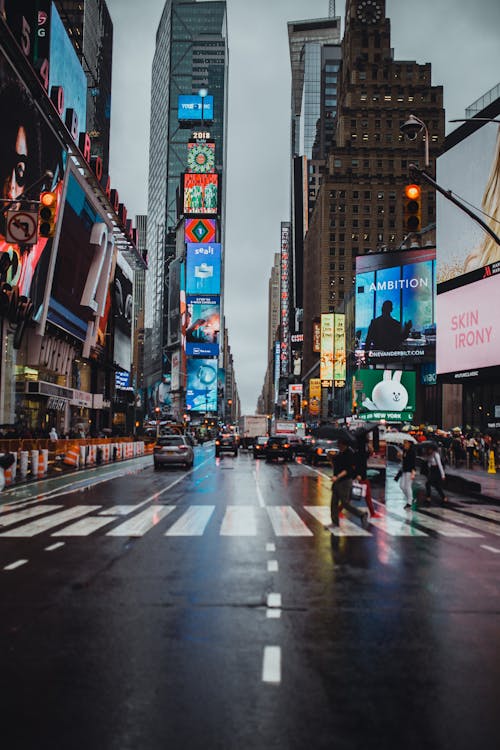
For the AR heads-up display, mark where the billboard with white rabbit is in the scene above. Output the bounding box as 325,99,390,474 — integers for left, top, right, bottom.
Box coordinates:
354,369,416,422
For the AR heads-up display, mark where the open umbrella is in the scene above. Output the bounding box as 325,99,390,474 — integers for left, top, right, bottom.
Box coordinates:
384,432,417,445
416,439,440,451
311,425,357,446
352,422,379,447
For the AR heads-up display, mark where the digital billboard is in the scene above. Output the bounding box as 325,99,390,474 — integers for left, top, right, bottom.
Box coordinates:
320,313,334,380
186,243,221,295
167,257,182,347
115,371,131,389
0,46,66,322
355,247,436,362
183,174,219,216
178,95,214,122
113,255,133,372
333,313,346,381
308,378,321,416
187,142,216,173
354,369,416,422
186,358,218,412
185,218,216,244
186,295,220,357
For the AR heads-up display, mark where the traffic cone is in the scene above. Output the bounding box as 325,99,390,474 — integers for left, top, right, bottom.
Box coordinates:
488,449,497,474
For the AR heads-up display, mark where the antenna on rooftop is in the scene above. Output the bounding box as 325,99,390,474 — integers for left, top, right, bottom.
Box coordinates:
329,0,336,16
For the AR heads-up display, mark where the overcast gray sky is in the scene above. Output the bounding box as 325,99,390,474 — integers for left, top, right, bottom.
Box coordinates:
106,0,500,414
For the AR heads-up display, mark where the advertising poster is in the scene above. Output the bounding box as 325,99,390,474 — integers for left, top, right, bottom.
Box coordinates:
333,313,346,381
355,247,436,362
113,255,133,372
178,94,214,122
354,369,416,422
167,257,181,347
186,358,218,412
185,218,216,244
186,243,221,295
187,142,216,173
312,320,321,353
147,374,172,415
0,47,66,321
288,383,303,415
309,378,322,416
186,295,220,357
183,173,219,216
280,222,290,376
49,4,87,139
320,313,334,380
171,349,181,392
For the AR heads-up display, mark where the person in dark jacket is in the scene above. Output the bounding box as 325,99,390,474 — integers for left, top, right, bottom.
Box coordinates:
354,441,381,518
328,439,369,531
398,438,416,509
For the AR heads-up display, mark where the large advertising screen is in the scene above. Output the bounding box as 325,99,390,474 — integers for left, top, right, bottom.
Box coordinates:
183,174,219,216
187,142,216,173
320,313,334,380
49,3,87,139
167,257,182,347
333,313,346,381
186,358,218,412
186,295,220,357
178,95,214,122
354,369,416,422
0,47,66,322
186,242,221,295
185,218,216,244
113,255,133,372
355,248,436,363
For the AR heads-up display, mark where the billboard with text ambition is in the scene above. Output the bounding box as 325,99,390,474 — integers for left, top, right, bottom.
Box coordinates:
183,174,219,216
355,248,436,363
186,358,218,412
186,243,221,295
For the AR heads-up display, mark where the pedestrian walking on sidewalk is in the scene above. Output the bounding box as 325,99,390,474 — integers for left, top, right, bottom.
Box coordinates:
398,438,416,509
424,444,447,504
328,439,369,531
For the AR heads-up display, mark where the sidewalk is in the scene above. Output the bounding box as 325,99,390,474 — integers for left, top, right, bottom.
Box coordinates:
444,462,500,503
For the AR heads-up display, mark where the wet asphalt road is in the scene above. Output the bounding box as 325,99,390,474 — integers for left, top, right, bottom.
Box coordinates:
0,444,499,750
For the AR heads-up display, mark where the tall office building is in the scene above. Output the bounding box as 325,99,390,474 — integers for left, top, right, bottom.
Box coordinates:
145,0,228,388
54,0,113,171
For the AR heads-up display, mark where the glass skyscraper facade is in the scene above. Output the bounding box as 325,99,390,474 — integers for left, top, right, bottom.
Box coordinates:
145,0,228,386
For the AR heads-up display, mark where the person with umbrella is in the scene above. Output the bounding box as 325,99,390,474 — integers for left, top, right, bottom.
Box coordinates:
328,438,369,531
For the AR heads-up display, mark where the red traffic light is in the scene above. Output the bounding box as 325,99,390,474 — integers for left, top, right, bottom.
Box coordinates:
404,184,421,201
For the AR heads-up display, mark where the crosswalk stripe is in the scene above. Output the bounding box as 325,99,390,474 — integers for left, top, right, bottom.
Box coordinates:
52,516,117,537
304,506,371,536
369,514,428,537
165,506,215,536
0,504,63,527
0,506,101,537
98,504,146,516
424,507,500,536
220,506,257,536
383,505,483,537
107,506,174,536
266,506,313,537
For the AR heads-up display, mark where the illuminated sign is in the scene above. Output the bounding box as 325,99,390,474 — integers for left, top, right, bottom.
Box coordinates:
185,295,220,357
186,358,218,412
320,313,334,380
186,243,221,295
178,95,214,122
185,218,216,244
280,222,290,376
333,313,346,381
354,369,416,422
183,173,219,216
312,320,321,353
187,142,215,173
309,378,321,416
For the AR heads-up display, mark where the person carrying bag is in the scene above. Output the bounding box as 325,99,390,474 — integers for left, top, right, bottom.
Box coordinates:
424,445,447,505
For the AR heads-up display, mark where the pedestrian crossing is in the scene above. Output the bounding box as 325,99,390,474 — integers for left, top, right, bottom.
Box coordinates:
0,500,499,541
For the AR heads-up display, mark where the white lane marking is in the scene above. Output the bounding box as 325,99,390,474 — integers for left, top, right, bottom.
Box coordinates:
0,506,101,537
425,507,500,536
262,646,281,684
480,544,500,554
267,609,281,619
267,593,282,608
52,516,118,537
266,506,313,537
380,504,484,537
98,505,145,516
0,505,63,527
266,543,276,552
4,559,28,570
220,506,257,536
267,560,278,572
45,542,65,551
253,472,266,508
304,506,372,536
107,506,174,537
367,513,427,537
165,506,215,536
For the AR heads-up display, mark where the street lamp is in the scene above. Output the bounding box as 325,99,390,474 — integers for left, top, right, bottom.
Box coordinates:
198,88,208,128
400,114,429,167
155,406,161,438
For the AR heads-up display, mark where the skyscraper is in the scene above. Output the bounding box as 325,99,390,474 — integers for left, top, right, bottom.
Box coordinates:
145,0,228,388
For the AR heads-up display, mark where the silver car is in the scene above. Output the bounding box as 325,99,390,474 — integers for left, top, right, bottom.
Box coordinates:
153,435,194,470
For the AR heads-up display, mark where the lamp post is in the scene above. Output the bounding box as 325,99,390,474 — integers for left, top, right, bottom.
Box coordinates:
400,114,429,167
155,406,161,439
198,88,208,129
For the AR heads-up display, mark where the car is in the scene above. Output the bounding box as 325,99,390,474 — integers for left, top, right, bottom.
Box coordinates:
305,438,338,466
215,433,238,457
154,435,194,470
252,436,268,459
265,435,295,462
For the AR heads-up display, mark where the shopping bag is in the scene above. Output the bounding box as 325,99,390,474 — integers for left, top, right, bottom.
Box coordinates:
351,480,367,500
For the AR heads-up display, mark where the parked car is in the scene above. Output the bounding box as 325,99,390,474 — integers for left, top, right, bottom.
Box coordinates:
265,435,295,462
252,436,268,459
305,438,338,466
154,435,194,470
215,433,238,457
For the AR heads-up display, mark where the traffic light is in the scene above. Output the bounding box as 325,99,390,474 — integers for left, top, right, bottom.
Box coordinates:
38,191,58,237
403,183,422,233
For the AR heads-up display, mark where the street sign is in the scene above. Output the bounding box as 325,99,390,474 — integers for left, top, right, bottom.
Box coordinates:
6,210,38,245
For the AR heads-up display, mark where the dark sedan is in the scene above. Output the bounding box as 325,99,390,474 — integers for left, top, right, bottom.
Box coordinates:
252,436,268,459
265,435,294,462
305,438,338,466
215,433,238,457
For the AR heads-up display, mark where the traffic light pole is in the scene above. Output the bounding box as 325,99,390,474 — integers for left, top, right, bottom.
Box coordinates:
409,163,500,246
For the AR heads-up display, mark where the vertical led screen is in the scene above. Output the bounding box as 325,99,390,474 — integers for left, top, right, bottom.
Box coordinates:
185,218,216,244
186,295,220,357
354,369,416,422
187,142,216,173
333,313,346,381
183,174,219,216
437,123,500,380
113,255,133,372
280,222,290,376
0,47,66,321
308,378,321,416
186,358,218,412
177,95,214,122
185,243,221,295
167,257,182,347
355,247,436,362
320,313,334,380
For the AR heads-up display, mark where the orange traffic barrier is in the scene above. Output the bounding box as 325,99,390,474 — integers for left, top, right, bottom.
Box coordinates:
63,444,79,467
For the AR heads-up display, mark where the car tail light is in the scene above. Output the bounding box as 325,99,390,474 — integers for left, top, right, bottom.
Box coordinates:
317,448,323,455
215,440,220,446
284,443,290,448
179,446,188,452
